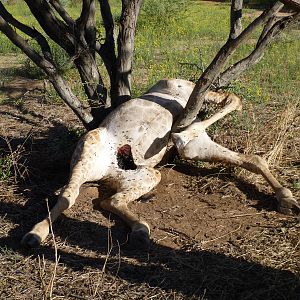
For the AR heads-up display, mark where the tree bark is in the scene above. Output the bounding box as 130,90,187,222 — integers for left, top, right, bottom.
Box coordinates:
216,13,299,89
280,0,300,11
175,1,284,130
49,74,95,128
24,0,75,54
230,0,243,39
25,0,108,117
0,14,94,129
49,0,74,27
115,0,144,107
85,0,97,58
1,0,142,128
97,0,117,103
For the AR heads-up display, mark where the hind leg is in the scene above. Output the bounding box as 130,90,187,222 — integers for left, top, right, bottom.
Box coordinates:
21,128,111,247
99,167,161,249
174,130,299,216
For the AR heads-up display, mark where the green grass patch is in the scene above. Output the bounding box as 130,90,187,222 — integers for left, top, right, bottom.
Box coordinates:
0,0,299,105
0,152,13,181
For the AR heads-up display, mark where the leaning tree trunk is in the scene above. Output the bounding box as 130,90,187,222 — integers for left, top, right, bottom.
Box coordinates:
176,0,299,130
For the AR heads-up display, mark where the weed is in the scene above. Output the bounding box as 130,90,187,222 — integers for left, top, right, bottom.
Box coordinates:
140,0,189,27
292,180,300,190
0,153,13,181
68,127,85,140
0,135,29,183
0,246,23,262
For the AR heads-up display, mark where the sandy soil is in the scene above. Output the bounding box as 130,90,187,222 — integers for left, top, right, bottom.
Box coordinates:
0,77,299,299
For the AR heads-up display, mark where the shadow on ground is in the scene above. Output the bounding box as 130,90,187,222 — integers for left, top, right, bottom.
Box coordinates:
0,198,299,299
0,131,299,299
0,93,299,299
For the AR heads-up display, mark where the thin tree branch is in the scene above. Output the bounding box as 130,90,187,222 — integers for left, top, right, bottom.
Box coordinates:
25,0,75,54
280,0,300,11
0,2,53,62
85,0,96,52
175,1,284,129
216,13,299,89
0,16,94,128
230,0,243,39
76,0,91,38
0,15,54,72
97,0,117,76
49,74,94,129
96,0,117,105
49,0,75,27
257,15,278,46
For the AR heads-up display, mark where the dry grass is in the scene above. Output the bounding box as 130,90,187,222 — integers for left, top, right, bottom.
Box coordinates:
0,20,299,300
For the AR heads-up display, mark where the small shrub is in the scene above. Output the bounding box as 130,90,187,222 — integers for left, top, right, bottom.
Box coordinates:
0,141,28,183
140,0,189,28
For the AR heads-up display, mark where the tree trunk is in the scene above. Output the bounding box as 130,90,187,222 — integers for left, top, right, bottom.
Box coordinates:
279,0,300,11
175,1,284,130
115,0,143,107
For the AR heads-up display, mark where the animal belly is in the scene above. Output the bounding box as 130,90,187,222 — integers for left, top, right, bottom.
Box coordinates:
101,98,175,167
116,125,171,167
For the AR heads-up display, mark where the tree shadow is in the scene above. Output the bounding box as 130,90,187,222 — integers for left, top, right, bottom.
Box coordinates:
0,115,299,298
171,162,278,212
0,197,299,299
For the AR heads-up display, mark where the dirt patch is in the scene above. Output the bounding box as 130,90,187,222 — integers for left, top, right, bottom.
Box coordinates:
0,79,299,299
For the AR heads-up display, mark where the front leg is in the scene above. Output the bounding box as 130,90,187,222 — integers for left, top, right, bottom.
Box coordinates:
172,130,300,216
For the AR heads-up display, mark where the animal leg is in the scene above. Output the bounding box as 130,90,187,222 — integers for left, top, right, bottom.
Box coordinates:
175,130,300,216
21,169,86,247
172,93,242,149
99,167,161,249
201,93,243,129
22,128,111,247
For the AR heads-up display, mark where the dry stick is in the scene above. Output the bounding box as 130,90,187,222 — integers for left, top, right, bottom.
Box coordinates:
215,212,268,219
1,130,32,182
201,225,242,245
93,215,113,297
49,0,75,27
38,255,47,298
3,135,18,183
114,240,122,278
45,199,60,300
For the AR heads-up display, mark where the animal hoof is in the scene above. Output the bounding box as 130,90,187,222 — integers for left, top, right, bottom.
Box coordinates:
21,233,42,248
130,230,150,250
276,188,300,217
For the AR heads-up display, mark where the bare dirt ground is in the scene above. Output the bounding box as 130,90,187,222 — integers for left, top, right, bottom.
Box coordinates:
0,71,299,299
